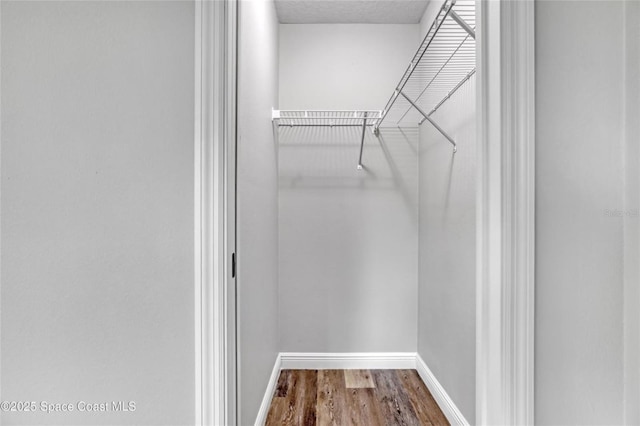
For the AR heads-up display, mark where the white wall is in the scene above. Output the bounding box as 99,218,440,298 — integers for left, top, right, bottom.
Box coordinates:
280,24,419,111
278,24,420,352
237,0,280,424
624,2,640,423
415,2,476,423
0,2,195,425
536,1,625,424
417,81,476,424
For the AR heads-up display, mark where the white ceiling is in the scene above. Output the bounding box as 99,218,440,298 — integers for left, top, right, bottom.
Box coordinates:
275,0,431,24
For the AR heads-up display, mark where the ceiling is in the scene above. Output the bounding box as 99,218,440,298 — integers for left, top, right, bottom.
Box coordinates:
274,0,431,24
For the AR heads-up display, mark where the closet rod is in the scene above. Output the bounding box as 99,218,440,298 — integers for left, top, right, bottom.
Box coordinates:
272,109,382,168
278,124,375,127
373,0,475,147
374,0,455,132
395,30,473,125
419,68,476,125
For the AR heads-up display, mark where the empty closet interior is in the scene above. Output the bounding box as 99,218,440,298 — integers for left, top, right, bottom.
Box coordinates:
237,0,477,423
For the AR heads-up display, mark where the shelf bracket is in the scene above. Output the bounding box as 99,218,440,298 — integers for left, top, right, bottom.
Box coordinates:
399,91,457,153
357,112,368,170
449,10,476,39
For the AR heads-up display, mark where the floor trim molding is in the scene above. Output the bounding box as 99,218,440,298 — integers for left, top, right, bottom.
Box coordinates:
254,353,282,426
279,352,417,370
416,354,470,426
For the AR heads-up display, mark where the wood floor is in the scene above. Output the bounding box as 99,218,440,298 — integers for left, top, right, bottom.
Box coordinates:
265,369,450,426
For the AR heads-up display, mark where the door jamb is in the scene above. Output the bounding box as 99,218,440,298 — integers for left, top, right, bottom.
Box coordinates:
196,0,538,424
476,1,535,424
195,0,237,425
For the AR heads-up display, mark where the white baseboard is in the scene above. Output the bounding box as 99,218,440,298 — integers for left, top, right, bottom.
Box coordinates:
416,354,470,426
279,352,417,370
254,353,282,426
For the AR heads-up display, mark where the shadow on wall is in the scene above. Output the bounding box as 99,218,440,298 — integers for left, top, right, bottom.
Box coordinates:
419,110,474,224
277,123,420,353
277,125,419,215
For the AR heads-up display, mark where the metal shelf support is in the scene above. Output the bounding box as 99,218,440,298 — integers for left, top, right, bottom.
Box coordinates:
373,0,475,134
357,112,368,170
374,0,456,133
449,10,476,39
399,91,457,153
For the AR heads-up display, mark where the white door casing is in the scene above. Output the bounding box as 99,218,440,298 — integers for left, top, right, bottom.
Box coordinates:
197,0,537,423
476,0,535,424
195,0,237,425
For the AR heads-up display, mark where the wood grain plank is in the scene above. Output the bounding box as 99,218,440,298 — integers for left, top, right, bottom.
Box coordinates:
344,369,375,389
266,369,450,426
345,388,385,426
265,396,290,425
372,369,420,426
266,370,317,426
275,370,292,397
292,370,318,426
317,370,347,426
397,369,448,425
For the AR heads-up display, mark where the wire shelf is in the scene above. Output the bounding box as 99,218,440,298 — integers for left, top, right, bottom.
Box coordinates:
271,0,475,165
272,110,382,127
376,0,476,129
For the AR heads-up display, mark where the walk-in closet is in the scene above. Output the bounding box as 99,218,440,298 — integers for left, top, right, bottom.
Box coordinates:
237,0,476,423
5,0,636,424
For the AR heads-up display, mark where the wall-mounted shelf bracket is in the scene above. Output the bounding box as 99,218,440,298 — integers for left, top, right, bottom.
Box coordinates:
399,91,457,153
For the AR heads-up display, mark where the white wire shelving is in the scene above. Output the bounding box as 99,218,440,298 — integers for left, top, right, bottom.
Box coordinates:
374,0,476,153
272,110,382,128
272,0,476,167
272,110,382,169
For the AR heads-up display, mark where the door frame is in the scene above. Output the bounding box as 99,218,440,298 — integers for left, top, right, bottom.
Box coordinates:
476,0,535,424
198,0,537,424
195,0,237,425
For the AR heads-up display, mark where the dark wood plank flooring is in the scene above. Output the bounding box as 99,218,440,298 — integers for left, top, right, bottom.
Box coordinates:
265,369,449,426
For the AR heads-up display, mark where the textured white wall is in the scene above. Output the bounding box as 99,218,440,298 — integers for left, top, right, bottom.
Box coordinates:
536,1,625,424
237,0,280,424
0,2,195,425
415,2,476,423
278,24,420,352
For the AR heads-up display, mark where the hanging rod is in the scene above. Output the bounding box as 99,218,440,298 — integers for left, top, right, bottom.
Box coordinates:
272,110,381,127
395,26,474,125
271,1,475,168
419,68,476,125
374,0,456,131
373,0,476,153
272,109,382,170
